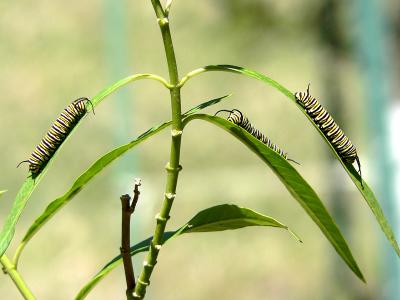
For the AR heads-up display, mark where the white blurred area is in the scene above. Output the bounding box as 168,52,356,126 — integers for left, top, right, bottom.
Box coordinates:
389,102,400,231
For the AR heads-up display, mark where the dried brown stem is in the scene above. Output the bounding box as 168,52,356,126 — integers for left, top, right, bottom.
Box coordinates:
120,179,142,297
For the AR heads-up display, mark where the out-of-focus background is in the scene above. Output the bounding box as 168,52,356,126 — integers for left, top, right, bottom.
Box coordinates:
1,0,399,299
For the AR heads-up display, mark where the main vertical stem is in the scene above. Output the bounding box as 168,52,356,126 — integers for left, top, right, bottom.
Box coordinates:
133,1,182,298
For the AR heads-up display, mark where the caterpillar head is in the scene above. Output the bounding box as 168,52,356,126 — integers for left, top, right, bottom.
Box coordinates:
227,109,244,124
214,109,245,125
294,84,311,105
73,97,93,114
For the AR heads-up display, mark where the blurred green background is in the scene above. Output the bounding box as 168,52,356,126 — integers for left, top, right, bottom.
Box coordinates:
1,0,399,299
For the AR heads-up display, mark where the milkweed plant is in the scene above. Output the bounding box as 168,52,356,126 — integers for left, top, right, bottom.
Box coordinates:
1,1,399,299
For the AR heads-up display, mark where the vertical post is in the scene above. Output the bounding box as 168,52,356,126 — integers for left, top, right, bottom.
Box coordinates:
352,1,399,299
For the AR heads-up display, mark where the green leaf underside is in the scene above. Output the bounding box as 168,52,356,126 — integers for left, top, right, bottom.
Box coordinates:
184,203,288,232
75,204,294,299
184,114,365,281
12,94,230,261
196,65,399,257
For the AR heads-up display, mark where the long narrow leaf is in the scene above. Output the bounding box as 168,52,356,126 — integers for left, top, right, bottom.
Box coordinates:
75,204,296,299
75,231,176,300
182,64,400,257
184,114,365,281
0,74,169,257
13,95,230,265
16,122,170,258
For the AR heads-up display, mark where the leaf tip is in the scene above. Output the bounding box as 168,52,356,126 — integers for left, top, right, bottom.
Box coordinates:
0,190,7,199
352,265,366,283
288,229,302,243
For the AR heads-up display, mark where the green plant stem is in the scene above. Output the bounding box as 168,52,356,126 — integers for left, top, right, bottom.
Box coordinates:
133,1,182,299
0,255,36,300
178,67,208,88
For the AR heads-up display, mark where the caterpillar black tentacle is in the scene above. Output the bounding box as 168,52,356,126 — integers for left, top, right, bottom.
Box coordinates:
294,85,363,188
215,109,299,164
18,97,93,178
287,158,301,165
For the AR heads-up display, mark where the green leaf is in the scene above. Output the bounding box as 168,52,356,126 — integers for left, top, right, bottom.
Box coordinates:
203,65,294,99
0,74,170,257
184,93,232,116
12,94,230,265
0,190,7,198
16,121,170,255
184,64,400,258
184,114,365,281
74,231,176,300
182,203,301,241
0,179,35,257
75,204,296,299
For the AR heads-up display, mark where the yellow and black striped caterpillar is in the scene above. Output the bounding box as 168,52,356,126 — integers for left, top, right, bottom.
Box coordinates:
18,97,93,178
216,109,299,164
294,85,362,187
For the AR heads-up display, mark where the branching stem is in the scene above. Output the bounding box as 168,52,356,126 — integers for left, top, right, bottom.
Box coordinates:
120,179,141,299
177,66,240,88
133,1,182,299
165,0,174,16
178,67,208,88
0,255,36,300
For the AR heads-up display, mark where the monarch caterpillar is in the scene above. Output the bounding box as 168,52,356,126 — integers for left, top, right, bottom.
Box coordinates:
215,109,299,164
294,85,363,187
18,97,93,178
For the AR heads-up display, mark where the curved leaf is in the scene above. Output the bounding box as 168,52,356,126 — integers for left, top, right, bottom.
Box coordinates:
184,114,365,281
75,204,296,299
13,95,230,265
0,74,169,257
182,203,301,241
15,121,170,262
181,64,400,257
